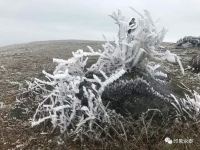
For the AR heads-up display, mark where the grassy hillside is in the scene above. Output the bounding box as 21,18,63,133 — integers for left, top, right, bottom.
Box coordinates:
1,40,200,149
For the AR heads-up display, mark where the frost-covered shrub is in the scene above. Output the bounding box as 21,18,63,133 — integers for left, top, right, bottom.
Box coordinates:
89,9,184,75
190,55,200,73
29,51,125,133
171,91,200,121
102,77,172,116
21,8,189,136
177,36,200,48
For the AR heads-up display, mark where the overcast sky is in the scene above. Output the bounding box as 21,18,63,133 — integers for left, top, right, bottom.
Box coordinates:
0,0,200,46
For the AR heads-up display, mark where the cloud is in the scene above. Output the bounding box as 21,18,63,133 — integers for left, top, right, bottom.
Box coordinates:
0,0,199,45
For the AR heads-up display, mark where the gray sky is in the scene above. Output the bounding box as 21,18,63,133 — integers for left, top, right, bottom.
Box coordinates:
0,0,200,46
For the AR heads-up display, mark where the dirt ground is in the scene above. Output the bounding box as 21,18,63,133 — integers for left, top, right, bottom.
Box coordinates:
0,40,200,149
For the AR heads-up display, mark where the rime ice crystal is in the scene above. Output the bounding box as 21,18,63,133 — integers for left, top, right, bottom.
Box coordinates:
24,8,188,135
